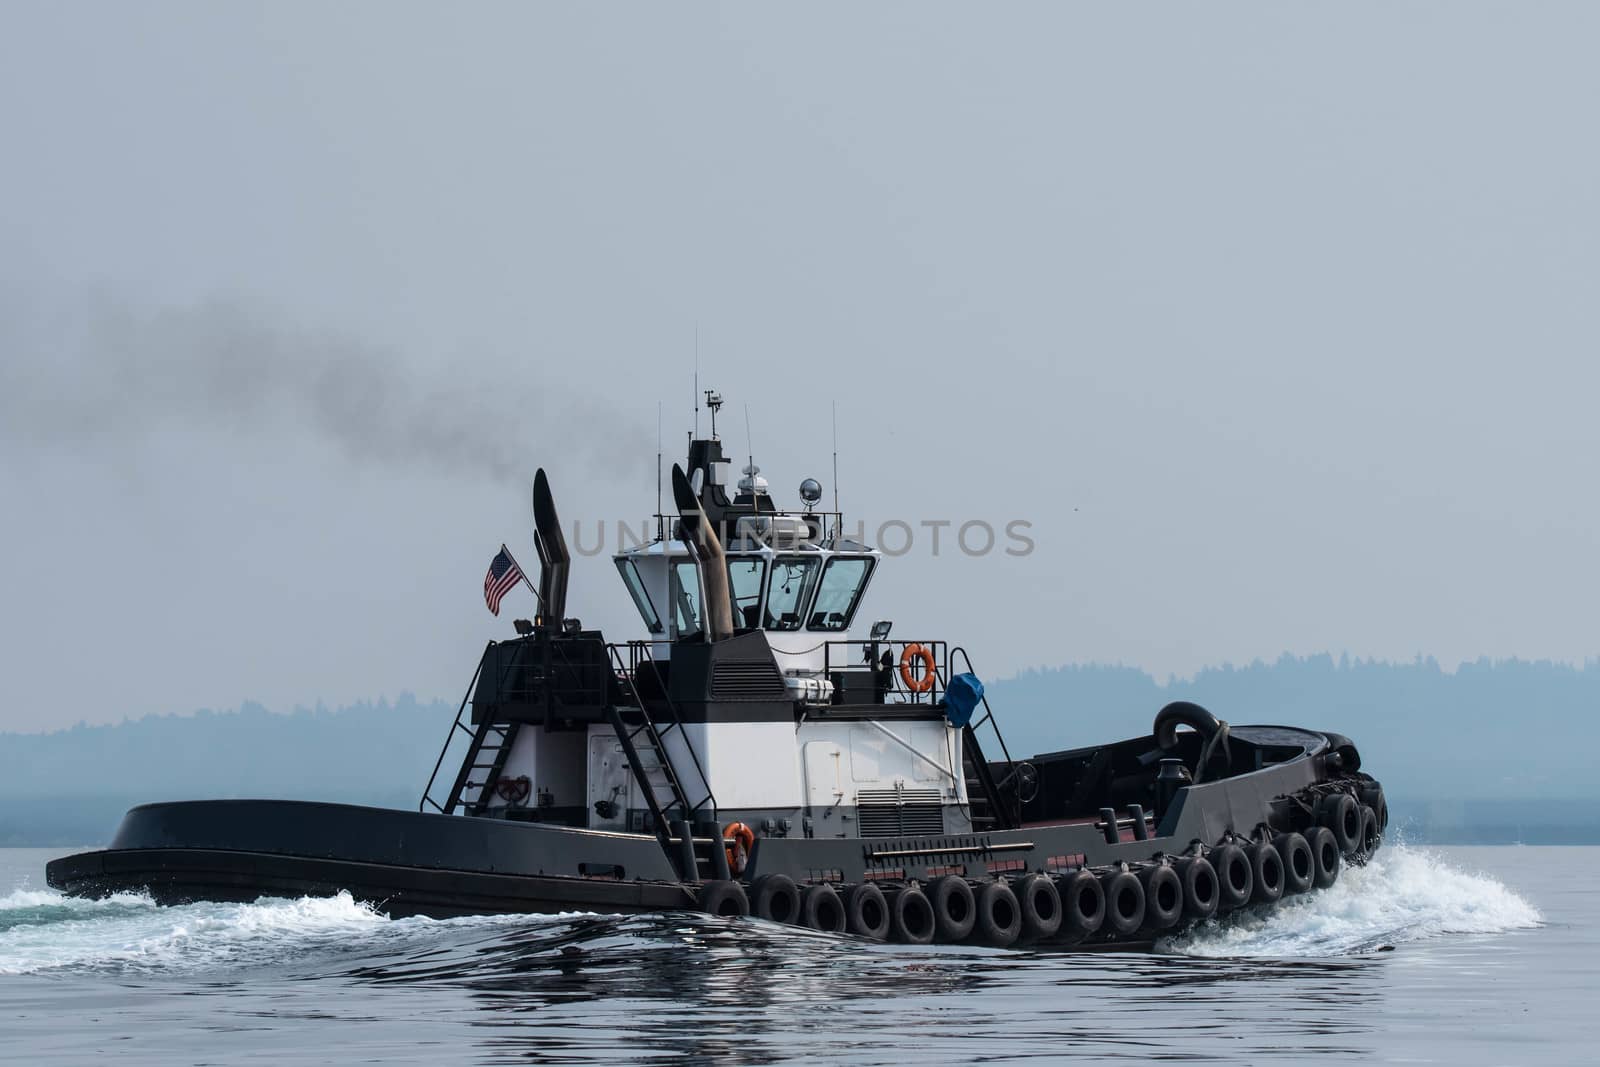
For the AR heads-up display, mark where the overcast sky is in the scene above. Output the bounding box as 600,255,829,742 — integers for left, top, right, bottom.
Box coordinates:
3,3,1597,732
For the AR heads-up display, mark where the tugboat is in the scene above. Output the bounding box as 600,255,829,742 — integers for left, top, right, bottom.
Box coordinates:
49,393,1388,947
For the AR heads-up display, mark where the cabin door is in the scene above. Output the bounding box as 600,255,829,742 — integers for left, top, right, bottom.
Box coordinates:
587,732,634,831
802,741,847,811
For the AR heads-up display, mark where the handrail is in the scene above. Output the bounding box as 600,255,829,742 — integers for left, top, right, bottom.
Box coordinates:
945,645,1024,829
419,642,492,813
819,639,948,705
623,640,717,818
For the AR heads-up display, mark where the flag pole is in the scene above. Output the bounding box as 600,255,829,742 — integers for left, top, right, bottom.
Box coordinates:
503,542,546,613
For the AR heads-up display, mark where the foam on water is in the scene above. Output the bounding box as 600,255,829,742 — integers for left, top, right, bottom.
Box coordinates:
1,844,1541,976
0,886,402,975
1162,843,1543,957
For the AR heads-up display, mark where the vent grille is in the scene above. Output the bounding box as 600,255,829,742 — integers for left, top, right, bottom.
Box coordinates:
857,788,945,838
711,660,786,700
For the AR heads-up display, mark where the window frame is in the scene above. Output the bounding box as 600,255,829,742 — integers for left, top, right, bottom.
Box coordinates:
613,557,663,634
725,554,769,631
804,555,877,632
668,560,706,639
763,554,822,632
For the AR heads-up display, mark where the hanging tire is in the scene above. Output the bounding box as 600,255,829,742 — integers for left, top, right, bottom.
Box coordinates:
844,882,891,940
750,874,801,924
889,885,936,945
972,880,1023,947
1098,869,1146,937
1056,869,1105,941
1356,804,1380,863
1137,864,1184,933
1013,874,1063,942
1210,843,1254,912
1358,781,1388,833
1274,832,1314,895
1247,840,1284,906
698,879,749,918
1174,856,1219,922
926,875,977,943
1306,825,1341,889
1319,793,1361,856
800,884,847,933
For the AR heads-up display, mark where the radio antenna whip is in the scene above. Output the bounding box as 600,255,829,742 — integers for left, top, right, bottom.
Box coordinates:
832,401,840,537
656,401,664,541
744,403,755,476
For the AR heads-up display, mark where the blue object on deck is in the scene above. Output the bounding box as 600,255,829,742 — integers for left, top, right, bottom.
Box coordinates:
945,672,985,728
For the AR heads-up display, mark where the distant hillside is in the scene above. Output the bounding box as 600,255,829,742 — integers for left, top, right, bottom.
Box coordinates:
3,656,1597,846
986,653,1599,801
0,695,449,846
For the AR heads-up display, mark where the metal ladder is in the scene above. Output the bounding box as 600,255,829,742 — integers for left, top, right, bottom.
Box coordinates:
604,643,720,880
418,642,528,815
946,646,1024,830
419,644,491,814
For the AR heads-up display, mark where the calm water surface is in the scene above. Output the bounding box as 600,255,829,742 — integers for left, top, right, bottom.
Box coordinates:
0,844,1588,1064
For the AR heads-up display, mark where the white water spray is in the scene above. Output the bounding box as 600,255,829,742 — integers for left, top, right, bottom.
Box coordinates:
1162,844,1542,958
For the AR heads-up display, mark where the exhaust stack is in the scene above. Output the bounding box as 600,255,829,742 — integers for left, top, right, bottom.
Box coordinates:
671,463,735,641
531,468,570,623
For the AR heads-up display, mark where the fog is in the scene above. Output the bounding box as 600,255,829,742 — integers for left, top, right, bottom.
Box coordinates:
2,3,1597,730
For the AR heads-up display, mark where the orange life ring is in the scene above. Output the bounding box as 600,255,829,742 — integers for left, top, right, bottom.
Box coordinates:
724,821,755,876
899,644,937,693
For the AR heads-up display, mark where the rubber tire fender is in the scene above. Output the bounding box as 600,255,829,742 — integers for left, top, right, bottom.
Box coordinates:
1056,869,1105,941
1174,856,1219,922
844,882,891,940
1357,781,1388,832
1210,843,1254,912
1137,864,1184,933
1319,793,1361,856
972,880,1023,947
1013,873,1063,942
889,885,936,945
926,875,976,943
1273,832,1315,895
1248,840,1285,906
1098,869,1146,938
1356,804,1380,864
1153,701,1221,751
800,883,847,933
1306,825,1341,889
698,879,749,918
750,874,801,924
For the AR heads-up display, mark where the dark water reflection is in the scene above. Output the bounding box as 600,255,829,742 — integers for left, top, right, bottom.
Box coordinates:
3,846,1587,1065
303,912,1387,1064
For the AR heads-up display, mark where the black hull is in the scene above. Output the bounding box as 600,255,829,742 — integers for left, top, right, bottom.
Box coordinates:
45,846,692,920
47,798,696,919
46,726,1384,943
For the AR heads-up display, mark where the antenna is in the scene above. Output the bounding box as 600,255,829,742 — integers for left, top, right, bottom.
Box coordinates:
832,401,840,536
693,341,699,440
743,403,754,476
656,401,664,541
704,389,723,438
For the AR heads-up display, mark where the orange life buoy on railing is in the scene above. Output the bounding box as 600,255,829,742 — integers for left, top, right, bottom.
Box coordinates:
899,644,937,694
724,821,755,876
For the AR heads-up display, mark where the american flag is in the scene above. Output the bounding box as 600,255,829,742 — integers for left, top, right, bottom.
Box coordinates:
483,545,526,616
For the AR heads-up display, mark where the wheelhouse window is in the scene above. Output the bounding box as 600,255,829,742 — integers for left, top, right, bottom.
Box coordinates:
765,555,820,631
807,556,875,631
726,556,767,630
613,557,662,634
669,562,704,638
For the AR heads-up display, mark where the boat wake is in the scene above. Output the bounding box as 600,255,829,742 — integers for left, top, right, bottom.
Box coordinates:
1161,844,1542,957
0,886,541,977
0,846,1540,978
